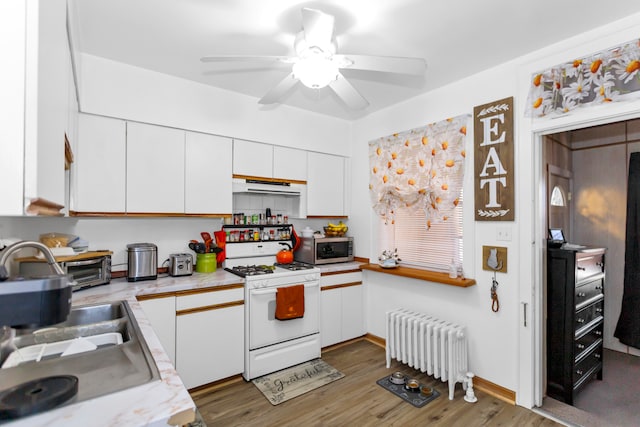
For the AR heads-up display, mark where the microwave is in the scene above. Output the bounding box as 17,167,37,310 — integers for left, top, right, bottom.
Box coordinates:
19,253,112,291
294,236,354,265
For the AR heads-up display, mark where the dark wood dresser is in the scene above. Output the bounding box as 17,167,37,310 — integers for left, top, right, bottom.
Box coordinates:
547,246,606,405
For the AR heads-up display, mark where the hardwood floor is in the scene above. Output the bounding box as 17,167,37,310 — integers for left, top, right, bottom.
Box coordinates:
191,340,560,426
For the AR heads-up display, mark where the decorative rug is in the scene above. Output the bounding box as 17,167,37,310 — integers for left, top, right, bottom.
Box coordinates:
252,359,345,405
376,376,440,408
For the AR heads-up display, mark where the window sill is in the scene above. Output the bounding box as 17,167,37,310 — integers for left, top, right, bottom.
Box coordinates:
360,264,476,288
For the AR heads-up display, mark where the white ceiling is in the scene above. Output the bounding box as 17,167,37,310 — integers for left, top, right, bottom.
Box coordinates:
71,0,640,120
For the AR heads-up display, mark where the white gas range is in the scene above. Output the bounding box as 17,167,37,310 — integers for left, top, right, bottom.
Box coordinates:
224,234,321,381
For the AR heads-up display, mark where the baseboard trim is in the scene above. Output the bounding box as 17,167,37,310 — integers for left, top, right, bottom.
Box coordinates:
363,333,516,405
188,374,244,396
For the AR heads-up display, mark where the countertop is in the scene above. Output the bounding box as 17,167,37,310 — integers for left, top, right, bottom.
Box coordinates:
4,262,362,426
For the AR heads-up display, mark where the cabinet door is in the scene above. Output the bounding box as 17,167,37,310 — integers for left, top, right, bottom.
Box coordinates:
341,284,365,341
175,305,244,389
73,115,126,212
307,152,345,216
126,122,185,213
23,0,68,208
185,132,232,214
139,297,176,365
273,146,307,181
320,288,342,347
233,139,273,178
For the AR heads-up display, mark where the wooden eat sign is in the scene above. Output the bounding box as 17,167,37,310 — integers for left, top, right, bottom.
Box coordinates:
474,97,514,221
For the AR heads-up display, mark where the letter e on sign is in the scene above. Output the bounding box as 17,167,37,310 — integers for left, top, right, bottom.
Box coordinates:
474,97,514,221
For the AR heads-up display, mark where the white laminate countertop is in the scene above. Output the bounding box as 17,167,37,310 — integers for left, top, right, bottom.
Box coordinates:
4,263,363,426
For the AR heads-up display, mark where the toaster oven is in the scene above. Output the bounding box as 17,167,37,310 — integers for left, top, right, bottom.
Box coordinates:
294,236,354,265
19,253,112,291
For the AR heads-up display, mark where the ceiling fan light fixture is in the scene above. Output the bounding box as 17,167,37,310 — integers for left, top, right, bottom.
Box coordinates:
292,56,338,89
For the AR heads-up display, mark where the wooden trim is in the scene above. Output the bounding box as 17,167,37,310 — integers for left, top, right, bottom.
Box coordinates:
188,374,244,396
473,376,516,405
26,198,64,216
174,283,244,296
136,291,177,301
15,251,113,263
321,269,362,276
176,299,244,316
167,407,196,426
354,256,369,264
136,283,244,301
111,270,127,279
306,215,349,219
69,211,230,218
360,263,476,287
321,281,362,291
232,174,307,185
364,333,516,405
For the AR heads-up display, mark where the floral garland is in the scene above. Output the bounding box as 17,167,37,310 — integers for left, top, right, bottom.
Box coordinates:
525,38,640,118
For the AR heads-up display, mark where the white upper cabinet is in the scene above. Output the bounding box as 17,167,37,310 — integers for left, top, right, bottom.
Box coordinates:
185,132,233,214
73,114,126,213
273,146,307,182
1,0,71,215
233,139,272,178
126,122,185,213
233,140,308,182
307,152,345,216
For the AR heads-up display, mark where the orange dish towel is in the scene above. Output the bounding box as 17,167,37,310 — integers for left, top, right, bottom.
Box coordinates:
275,284,305,320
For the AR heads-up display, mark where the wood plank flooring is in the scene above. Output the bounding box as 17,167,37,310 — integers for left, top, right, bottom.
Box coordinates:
191,340,560,426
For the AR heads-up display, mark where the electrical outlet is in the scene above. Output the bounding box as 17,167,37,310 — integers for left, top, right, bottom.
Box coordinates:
497,227,512,241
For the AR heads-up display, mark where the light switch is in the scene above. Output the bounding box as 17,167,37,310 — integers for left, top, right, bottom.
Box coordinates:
497,227,512,241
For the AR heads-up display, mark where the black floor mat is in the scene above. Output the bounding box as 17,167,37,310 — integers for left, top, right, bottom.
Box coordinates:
376,376,440,408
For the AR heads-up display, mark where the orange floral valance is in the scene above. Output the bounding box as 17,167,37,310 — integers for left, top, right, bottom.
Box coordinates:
525,38,640,117
369,114,469,229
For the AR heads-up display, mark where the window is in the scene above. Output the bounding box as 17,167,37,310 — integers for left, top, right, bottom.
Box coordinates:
378,192,463,273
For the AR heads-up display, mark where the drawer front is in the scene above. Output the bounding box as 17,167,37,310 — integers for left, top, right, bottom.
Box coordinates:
575,279,604,308
575,322,603,360
575,252,604,283
575,300,604,332
573,344,603,385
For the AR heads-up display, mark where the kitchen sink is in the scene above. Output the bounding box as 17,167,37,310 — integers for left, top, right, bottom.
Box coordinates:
0,301,160,418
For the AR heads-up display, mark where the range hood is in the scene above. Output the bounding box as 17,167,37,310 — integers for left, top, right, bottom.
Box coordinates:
232,178,304,196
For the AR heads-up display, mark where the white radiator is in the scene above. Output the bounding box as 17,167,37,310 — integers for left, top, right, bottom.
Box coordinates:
385,308,471,400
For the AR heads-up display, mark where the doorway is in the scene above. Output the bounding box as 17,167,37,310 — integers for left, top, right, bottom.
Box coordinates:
538,118,640,425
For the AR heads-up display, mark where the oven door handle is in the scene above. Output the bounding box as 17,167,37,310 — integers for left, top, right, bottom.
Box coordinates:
250,283,318,295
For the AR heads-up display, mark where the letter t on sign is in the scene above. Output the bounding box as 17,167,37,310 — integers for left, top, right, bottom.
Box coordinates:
473,97,514,221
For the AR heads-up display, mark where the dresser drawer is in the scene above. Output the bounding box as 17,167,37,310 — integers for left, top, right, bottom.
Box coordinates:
575,252,604,284
573,344,603,387
575,278,604,309
575,300,604,333
574,320,603,361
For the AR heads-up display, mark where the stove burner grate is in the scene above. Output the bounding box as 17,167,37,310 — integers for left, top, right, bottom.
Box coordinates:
274,261,315,271
225,265,275,277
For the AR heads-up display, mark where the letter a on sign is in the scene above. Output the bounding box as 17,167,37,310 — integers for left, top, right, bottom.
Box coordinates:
474,97,514,221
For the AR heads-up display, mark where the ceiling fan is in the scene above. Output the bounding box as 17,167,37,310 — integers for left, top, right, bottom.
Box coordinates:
200,7,427,110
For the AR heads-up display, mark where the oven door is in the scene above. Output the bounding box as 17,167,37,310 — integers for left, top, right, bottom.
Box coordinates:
248,281,319,350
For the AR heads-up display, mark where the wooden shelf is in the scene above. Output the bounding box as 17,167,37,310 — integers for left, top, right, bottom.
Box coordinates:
359,264,476,288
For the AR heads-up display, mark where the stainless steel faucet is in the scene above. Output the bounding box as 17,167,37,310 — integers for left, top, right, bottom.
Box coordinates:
0,241,65,280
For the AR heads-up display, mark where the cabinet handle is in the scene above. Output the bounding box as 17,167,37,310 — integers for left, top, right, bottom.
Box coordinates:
577,266,586,271
577,343,585,350
577,292,586,297
595,285,603,290
595,330,602,336
576,369,583,375
596,262,604,268
596,308,603,313
576,318,585,323
595,353,601,359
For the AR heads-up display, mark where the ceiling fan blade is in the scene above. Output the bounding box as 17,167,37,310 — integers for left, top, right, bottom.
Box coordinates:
334,54,427,75
301,8,335,49
201,55,295,64
258,72,299,105
328,73,369,110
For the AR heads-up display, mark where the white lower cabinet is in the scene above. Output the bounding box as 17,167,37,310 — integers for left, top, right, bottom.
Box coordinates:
138,296,176,365
175,286,244,389
320,271,364,348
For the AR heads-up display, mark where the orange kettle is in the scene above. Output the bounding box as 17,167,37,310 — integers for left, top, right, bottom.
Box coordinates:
276,242,294,264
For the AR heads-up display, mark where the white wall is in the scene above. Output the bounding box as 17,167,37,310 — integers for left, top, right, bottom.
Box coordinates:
78,53,353,156
352,11,640,405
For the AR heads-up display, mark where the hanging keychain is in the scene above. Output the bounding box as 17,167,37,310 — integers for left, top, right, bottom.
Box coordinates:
491,272,500,312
